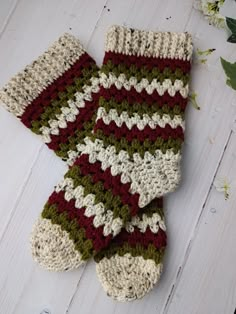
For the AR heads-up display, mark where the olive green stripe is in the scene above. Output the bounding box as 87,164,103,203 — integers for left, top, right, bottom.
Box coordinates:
137,202,164,219
64,165,131,223
42,203,94,260
92,131,182,158
31,65,99,135
101,60,189,85
94,243,165,265
99,96,184,119
64,165,165,221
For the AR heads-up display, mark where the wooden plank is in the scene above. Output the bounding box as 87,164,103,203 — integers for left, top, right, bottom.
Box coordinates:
165,131,236,314
67,1,236,313
0,0,106,84
0,0,107,313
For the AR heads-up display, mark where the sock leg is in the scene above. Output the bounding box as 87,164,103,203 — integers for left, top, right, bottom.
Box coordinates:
93,25,193,208
0,33,100,165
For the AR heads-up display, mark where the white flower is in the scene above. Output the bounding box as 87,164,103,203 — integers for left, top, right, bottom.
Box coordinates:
195,0,226,28
213,176,236,200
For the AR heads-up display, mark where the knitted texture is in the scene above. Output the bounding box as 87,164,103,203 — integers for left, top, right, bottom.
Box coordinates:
0,33,100,165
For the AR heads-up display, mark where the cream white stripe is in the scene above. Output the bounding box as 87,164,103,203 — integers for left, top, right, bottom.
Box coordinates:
40,77,100,143
66,149,81,166
76,138,181,207
99,72,189,98
0,34,85,117
37,69,187,143
97,107,185,130
125,213,166,233
55,177,123,237
105,25,193,60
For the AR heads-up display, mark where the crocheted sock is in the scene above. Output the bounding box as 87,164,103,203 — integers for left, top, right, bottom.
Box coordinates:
91,25,193,301
87,25,193,208
0,33,100,166
0,34,101,271
95,198,167,301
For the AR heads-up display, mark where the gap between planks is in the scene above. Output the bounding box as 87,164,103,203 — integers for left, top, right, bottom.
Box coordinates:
65,263,89,314
0,0,19,37
0,143,44,245
162,129,234,313
86,0,109,51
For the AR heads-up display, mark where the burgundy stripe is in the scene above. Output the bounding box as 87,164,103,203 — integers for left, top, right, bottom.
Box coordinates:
74,154,140,216
94,118,184,142
113,227,167,250
47,92,99,151
21,53,96,128
48,191,112,252
99,86,187,111
103,51,191,73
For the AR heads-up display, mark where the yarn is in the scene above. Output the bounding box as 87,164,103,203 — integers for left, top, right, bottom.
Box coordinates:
0,27,192,298
36,26,192,275
0,33,100,164
94,25,193,301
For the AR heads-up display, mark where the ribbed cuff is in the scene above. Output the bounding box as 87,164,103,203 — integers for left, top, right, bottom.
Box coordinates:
0,33,85,117
105,25,193,61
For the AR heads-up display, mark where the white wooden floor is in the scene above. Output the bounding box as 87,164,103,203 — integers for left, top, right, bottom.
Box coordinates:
0,1,236,313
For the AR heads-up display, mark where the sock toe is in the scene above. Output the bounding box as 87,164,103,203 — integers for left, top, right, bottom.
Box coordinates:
96,253,163,301
30,217,84,271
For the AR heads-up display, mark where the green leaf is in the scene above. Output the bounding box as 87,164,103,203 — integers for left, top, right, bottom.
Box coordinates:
220,57,236,90
227,33,236,43
226,17,236,34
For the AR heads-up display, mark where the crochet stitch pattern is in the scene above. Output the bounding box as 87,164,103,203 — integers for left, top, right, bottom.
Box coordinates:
87,25,193,301
0,28,193,302
0,33,100,165
90,25,193,208
28,26,192,274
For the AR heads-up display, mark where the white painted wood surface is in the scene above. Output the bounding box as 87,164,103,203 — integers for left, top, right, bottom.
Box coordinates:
0,1,235,313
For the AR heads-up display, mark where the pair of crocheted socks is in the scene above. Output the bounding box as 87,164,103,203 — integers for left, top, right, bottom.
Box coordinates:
0,27,193,301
